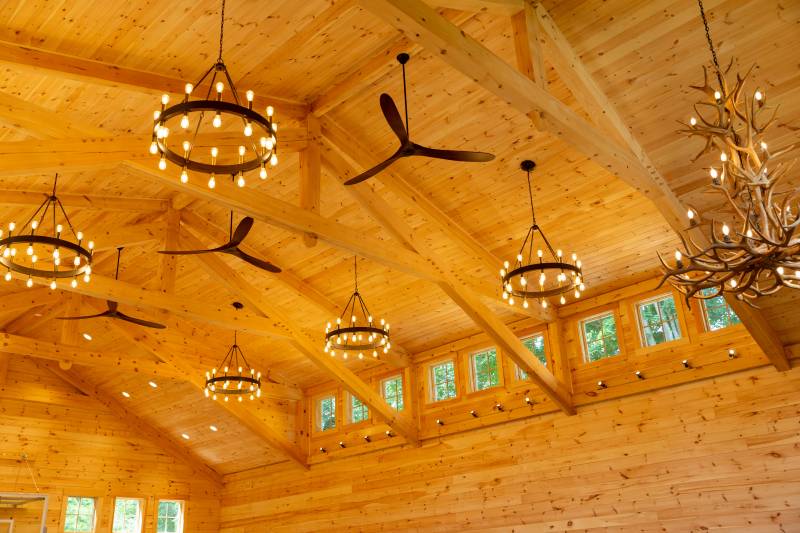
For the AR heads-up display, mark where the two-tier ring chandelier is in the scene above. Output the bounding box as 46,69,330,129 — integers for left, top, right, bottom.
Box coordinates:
500,160,585,309
0,175,93,289
149,0,279,189
659,0,799,304
324,257,391,360
204,302,262,402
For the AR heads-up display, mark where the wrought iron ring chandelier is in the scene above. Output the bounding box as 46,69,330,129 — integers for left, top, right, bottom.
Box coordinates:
149,0,279,189
501,160,585,308
324,257,391,360
0,175,93,289
204,302,262,402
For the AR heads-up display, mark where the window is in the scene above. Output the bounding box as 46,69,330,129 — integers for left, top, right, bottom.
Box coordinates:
516,334,546,380
316,394,336,431
64,496,95,532
581,312,620,362
112,498,142,533
637,294,682,346
430,360,457,402
470,348,499,391
157,500,184,533
349,393,369,423
700,288,741,331
381,375,404,411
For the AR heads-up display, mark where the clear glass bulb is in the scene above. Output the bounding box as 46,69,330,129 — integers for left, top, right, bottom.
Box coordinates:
244,123,253,137
26,277,33,288
3,272,10,282
208,176,216,189
180,170,189,183
211,147,219,158
49,280,56,290
180,114,189,129
213,113,222,128
237,175,245,188
185,83,193,95
246,90,254,102
266,106,274,117
161,94,169,105
216,82,224,94
158,157,167,170
259,167,267,180
71,278,77,288
149,141,158,155
270,154,278,166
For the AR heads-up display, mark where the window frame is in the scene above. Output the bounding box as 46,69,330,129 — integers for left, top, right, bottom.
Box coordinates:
314,393,338,433
468,346,501,392
579,310,622,363
380,374,405,412
111,497,143,533
427,358,458,403
346,392,370,425
156,499,184,533
699,289,741,332
635,293,683,347
63,496,97,533
514,332,548,381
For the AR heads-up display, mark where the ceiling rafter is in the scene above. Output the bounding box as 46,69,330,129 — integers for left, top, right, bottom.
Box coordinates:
0,39,309,122
357,0,789,371
0,189,169,212
299,115,322,247
42,359,224,484
320,133,574,414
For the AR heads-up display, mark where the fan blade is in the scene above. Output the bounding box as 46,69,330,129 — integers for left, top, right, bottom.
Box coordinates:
57,311,114,321
411,143,495,163
114,312,167,329
158,244,234,255
227,248,282,273
106,301,118,312
231,217,254,245
343,150,404,185
379,93,408,143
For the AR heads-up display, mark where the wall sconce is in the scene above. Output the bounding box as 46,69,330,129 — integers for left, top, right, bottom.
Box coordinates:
597,380,607,389
363,435,371,443
728,348,737,359
682,359,691,369
319,447,327,453
635,370,644,380
524,396,534,406
385,430,394,438
436,419,444,426
338,441,346,448
494,403,504,412
470,410,478,418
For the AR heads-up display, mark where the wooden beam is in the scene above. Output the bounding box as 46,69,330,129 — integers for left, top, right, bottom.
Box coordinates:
179,210,341,318
425,0,522,14
0,92,94,139
0,39,308,122
91,221,165,252
439,282,574,413
0,190,169,212
58,293,82,370
726,300,790,371
44,361,223,484
178,231,418,443
0,332,180,378
320,123,555,323
319,139,571,413
0,353,7,388
0,288,59,315
299,115,322,247
0,131,307,176
124,161,440,282
511,1,546,91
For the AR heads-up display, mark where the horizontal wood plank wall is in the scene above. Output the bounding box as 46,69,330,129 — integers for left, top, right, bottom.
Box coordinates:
221,364,800,532
299,278,770,461
0,357,219,532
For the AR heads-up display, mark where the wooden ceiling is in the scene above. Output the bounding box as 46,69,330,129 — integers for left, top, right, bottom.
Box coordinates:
0,0,796,475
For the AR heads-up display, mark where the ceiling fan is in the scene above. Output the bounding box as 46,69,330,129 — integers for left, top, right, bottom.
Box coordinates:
158,212,281,273
344,53,495,186
58,248,166,329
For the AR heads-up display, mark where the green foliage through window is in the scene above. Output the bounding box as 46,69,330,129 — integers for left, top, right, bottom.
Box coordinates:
64,496,95,532
471,348,499,391
112,498,141,533
700,288,741,331
582,312,620,362
318,395,336,431
431,360,457,402
637,295,681,346
382,376,404,411
517,334,546,379
157,501,183,533
350,394,369,423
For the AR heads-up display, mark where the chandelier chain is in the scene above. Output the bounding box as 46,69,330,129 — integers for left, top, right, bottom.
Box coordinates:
217,0,226,61
697,0,724,91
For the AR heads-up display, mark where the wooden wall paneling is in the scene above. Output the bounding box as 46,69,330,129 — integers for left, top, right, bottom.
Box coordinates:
157,208,180,293
58,292,82,370
0,190,169,212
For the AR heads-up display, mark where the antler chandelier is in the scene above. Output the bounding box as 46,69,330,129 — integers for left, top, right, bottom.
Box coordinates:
501,160,585,308
204,303,262,402
149,0,279,189
0,175,93,289
659,0,799,304
324,257,390,360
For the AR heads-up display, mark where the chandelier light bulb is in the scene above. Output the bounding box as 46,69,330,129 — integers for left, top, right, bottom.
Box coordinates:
714,90,721,101
161,94,170,105
722,224,730,236
180,169,189,183
180,114,189,129
185,83,193,95
746,229,753,238
541,300,547,308
149,141,158,155
216,81,224,94
709,168,718,179
270,154,278,166
237,175,246,188
730,279,738,288
26,245,33,256
266,106,274,117
213,112,222,128
71,278,77,288
777,266,785,276
560,295,566,305
522,299,529,308
754,90,763,101
259,166,267,179
208,176,216,189
211,147,219,159
49,280,56,290
674,250,682,262
158,157,167,170
153,110,161,121
760,141,768,151
246,90,254,102
238,145,246,157
689,117,697,126
244,122,253,136
26,277,33,288
3,272,10,282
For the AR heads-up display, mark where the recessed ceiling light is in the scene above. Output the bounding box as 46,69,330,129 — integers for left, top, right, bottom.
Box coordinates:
209,425,218,432
181,433,190,440
148,381,158,388
33,312,42,317
121,391,130,398
82,333,92,341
